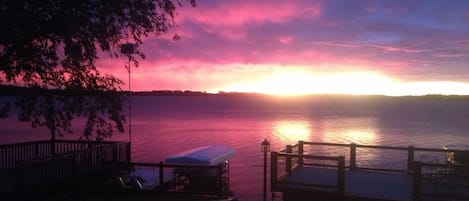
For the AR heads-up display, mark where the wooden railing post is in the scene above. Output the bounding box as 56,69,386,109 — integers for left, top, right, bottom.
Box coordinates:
286,145,292,173
51,138,56,156
271,152,278,191
413,161,421,201
407,146,415,172
337,156,345,197
218,163,223,198
350,143,357,170
35,143,39,157
97,147,102,168
126,142,131,163
71,153,77,177
159,161,164,188
298,141,304,167
112,145,118,172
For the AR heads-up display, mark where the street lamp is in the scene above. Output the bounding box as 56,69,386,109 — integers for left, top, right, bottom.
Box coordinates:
120,42,136,161
261,139,270,201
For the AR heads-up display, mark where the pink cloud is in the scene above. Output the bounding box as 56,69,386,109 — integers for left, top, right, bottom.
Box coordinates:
310,41,430,54
278,36,293,45
178,0,322,27
433,53,468,58
173,1,323,41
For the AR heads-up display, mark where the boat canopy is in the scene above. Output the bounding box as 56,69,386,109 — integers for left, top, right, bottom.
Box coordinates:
165,145,235,165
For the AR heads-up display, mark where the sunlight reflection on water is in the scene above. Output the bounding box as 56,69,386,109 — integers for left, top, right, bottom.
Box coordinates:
272,120,312,144
342,129,377,144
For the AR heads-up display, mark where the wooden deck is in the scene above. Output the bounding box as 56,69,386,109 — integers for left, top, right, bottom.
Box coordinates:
278,167,413,200
271,141,469,201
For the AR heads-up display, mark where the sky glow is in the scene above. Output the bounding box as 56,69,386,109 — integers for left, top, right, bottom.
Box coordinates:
98,0,469,96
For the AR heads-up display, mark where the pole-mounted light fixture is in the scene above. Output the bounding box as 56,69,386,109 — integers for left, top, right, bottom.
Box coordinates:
261,139,270,201
261,139,270,153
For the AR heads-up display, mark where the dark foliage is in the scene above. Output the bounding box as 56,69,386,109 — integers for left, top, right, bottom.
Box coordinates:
0,0,195,140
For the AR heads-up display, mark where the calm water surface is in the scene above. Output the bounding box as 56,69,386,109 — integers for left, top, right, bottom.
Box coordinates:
2,95,469,200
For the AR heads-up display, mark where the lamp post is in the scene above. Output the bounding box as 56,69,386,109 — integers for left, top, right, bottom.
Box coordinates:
261,139,270,201
120,43,136,161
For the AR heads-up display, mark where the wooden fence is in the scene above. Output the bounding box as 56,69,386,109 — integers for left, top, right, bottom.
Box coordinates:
0,140,130,191
0,140,121,170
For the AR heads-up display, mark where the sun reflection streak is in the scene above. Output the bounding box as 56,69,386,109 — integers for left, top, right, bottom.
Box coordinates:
343,129,377,145
321,117,379,145
272,120,312,144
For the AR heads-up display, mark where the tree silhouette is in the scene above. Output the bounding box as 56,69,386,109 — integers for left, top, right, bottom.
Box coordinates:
0,0,195,140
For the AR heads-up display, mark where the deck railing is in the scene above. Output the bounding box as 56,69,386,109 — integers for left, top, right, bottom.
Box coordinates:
0,140,121,170
14,142,130,191
0,140,130,191
279,141,463,173
0,140,52,170
271,152,345,195
131,162,230,198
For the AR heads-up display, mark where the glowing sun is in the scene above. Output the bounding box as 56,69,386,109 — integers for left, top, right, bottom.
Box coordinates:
223,70,395,96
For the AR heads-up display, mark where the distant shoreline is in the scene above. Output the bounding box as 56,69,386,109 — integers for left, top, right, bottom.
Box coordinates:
1,85,469,101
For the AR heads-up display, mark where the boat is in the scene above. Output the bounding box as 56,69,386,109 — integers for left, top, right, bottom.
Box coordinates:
119,145,235,198
165,145,235,192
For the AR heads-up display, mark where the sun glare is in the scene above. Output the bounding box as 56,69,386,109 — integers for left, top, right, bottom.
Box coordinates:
223,70,395,96
221,69,469,96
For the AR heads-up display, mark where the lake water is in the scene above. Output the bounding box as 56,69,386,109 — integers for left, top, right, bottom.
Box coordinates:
2,95,469,200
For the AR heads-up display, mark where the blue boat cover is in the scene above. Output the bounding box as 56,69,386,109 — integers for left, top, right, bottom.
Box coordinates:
165,145,235,165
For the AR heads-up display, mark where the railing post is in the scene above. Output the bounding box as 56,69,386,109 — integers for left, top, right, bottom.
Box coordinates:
350,143,356,170
407,146,415,172
35,143,39,157
97,147,102,168
159,161,164,189
298,141,304,167
112,145,118,172
51,138,56,156
219,163,224,198
126,142,131,163
271,152,278,191
413,161,421,201
337,156,345,198
71,153,76,177
286,145,292,173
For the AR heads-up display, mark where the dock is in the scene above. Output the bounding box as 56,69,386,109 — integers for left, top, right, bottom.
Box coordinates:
271,141,469,201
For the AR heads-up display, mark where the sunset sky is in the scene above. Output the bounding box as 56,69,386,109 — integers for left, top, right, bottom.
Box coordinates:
99,0,469,96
